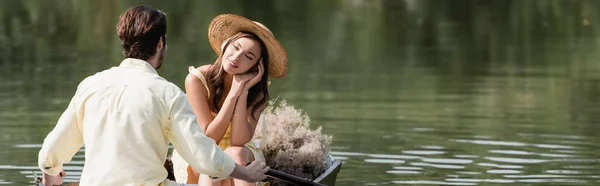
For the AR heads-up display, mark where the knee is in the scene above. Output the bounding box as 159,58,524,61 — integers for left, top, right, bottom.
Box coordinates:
225,146,251,166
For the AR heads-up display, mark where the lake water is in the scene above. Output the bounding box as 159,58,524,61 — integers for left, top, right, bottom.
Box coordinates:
2,0,600,185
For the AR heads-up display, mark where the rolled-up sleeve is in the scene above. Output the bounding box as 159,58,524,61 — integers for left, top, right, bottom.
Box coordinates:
38,96,84,176
167,91,235,180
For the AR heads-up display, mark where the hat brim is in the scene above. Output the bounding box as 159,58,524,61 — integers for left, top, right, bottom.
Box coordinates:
208,14,287,78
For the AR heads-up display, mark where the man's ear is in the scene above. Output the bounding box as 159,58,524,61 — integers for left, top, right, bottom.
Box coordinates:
157,37,164,51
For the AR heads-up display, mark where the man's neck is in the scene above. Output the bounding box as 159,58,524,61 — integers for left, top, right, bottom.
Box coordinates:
146,56,160,69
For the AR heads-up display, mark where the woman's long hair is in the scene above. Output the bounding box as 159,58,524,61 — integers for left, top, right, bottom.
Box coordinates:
207,32,269,119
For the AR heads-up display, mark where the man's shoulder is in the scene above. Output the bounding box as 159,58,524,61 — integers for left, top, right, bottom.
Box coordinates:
159,79,184,93
77,67,116,89
148,74,185,98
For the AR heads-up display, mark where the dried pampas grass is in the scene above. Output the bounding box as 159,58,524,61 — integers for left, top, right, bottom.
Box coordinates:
254,99,332,185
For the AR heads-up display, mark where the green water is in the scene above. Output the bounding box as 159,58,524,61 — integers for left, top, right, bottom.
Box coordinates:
2,0,600,185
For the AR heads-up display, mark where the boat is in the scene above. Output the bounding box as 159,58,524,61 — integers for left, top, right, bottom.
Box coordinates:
312,155,343,186
35,155,342,186
266,155,342,186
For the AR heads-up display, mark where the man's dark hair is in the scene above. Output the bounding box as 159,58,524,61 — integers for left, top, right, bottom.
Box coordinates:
116,5,167,60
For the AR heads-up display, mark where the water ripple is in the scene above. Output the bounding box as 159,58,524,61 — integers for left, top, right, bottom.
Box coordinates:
565,165,597,169
331,156,348,160
533,144,576,149
421,158,473,164
368,154,421,159
538,153,577,158
486,169,522,174
477,163,524,169
545,170,582,174
330,151,366,156
454,155,480,159
520,133,587,140
445,178,516,183
410,162,465,169
13,144,42,148
488,150,576,158
516,179,587,183
387,170,421,174
393,166,423,170
484,157,550,164
0,165,38,170
402,150,446,155
504,174,571,178
393,180,477,185
420,145,445,150
456,171,482,175
364,159,405,164
411,128,436,132
453,139,578,150
452,139,526,146
488,150,533,155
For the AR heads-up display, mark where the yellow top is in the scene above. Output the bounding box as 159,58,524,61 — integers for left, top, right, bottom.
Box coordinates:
177,66,268,186
188,66,233,149
188,66,251,150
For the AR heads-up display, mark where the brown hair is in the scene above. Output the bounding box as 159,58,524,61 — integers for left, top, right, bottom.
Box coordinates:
208,32,269,119
116,5,167,60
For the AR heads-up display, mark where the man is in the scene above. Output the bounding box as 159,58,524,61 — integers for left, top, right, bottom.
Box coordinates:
38,5,268,186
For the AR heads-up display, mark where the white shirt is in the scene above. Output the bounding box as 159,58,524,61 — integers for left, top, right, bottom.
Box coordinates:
38,58,235,186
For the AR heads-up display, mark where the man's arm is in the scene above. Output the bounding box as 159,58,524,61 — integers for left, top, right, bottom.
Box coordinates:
38,96,83,176
168,91,267,182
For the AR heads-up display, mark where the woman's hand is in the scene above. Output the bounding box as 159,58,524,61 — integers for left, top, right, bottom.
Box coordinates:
244,61,264,90
230,73,253,98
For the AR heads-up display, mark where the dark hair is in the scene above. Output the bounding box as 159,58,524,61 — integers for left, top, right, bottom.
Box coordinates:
208,32,269,119
116,5,167,60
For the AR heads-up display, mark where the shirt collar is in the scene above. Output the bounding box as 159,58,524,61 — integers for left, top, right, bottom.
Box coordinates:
119,58,158,75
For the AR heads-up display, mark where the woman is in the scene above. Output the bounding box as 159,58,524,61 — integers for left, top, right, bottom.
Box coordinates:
171,14,287,186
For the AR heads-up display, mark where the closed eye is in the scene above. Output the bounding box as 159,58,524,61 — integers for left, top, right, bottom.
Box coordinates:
232,43,240,50
247,52,257,60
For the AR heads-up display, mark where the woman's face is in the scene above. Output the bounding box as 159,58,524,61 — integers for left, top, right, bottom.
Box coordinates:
221,37,262,75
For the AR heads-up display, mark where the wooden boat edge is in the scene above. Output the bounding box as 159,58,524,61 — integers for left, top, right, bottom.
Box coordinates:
313,158,342,185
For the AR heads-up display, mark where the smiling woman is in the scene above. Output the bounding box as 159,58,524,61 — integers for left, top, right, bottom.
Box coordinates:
170,14,287,186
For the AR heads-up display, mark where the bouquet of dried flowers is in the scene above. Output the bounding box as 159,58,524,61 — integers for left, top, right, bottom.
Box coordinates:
254,99,332,185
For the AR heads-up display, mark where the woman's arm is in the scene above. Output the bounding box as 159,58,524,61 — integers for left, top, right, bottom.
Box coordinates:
230,91,265,146
230,61,266,146
184,65,241,144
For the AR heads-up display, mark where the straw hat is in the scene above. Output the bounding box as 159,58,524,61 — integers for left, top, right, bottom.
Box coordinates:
208,14,288,78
